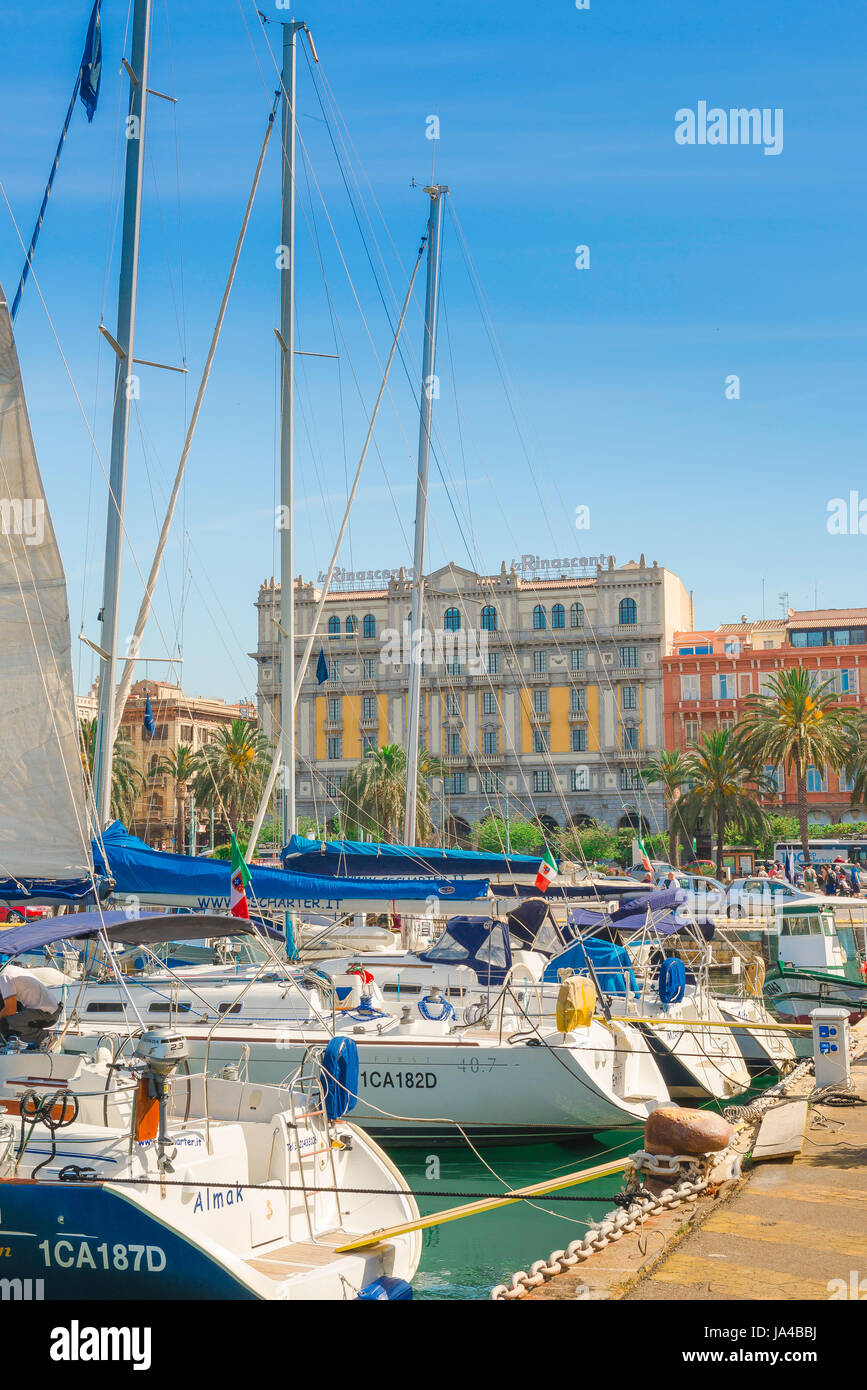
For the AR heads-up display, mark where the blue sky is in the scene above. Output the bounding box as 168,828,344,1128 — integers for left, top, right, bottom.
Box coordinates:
1,0,865,702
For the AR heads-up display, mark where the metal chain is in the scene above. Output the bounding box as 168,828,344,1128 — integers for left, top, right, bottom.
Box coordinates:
489,1158,711,1301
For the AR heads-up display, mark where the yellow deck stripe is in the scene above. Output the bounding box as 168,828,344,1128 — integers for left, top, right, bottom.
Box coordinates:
702,1209,866,1258
649,1252,833,1300
749,1176,867,1207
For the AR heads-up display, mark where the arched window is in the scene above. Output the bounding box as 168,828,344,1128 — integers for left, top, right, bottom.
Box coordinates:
619,597,637,625
363,613,376,639
328,615,340,638
345,614,357,635
533,604,547,630
480,605,498,631
551,603,565,629
444,607,461,632
571,603,584,628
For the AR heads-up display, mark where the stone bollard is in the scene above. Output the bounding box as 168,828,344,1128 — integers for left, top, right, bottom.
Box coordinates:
644,1106,734,1156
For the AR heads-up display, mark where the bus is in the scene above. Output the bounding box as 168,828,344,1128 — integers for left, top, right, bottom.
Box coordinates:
773,837,867,868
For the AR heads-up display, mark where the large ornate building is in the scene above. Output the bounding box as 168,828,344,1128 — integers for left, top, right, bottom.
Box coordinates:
253,556,692,839
663,607,867,825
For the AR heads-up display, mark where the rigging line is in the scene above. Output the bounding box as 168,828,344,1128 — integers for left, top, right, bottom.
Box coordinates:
80,6,133,680
112,92,280,735
440,284,475,555
297,113,352,572
0,181,198,709
248,22,655,843
441,208,667,841
248,11,428,510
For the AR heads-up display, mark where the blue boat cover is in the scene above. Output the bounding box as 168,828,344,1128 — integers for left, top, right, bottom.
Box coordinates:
543,937,639,994
321,1036,359,1120
281,834,542,878
0,910,285,959
0,875,105,906
92,823,488,907
657,957,687,1005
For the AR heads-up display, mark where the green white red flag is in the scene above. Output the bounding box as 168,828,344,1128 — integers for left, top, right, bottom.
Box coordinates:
230,832,252,919
637,836,653,874
535,848,558,893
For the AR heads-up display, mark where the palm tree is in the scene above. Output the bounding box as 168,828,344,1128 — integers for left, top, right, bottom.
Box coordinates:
153,743,199,853
736,668,857,865
843,711,867,814
192,719,270,833
642,749,693,866
678,729,770,876
78,718,144,825
341,744,445,843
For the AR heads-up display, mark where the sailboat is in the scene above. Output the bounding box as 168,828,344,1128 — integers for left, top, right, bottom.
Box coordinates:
0,288,102,910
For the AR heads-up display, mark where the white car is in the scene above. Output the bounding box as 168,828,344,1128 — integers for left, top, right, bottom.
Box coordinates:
726,877,815,919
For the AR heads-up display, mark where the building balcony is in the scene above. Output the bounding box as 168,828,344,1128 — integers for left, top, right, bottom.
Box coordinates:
443,754,467,766
359,715,378,729
323,719,342,731
528,670,549,681
568,708,587,721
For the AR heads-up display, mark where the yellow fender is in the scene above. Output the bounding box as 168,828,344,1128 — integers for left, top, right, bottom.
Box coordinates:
556,975,597,1032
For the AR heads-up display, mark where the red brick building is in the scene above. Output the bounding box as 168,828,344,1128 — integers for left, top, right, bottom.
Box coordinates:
662,607,867,825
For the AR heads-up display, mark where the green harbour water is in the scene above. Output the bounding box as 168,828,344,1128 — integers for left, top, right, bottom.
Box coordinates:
385,1128,643,1300
386,1075,778,1299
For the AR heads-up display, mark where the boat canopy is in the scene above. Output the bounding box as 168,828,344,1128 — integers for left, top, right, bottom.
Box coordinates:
92,823,489,908
419,916,513,985
0,910,282,959
567,887,716,941
281,834,542,878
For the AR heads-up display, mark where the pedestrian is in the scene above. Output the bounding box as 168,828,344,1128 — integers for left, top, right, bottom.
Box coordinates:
824,866,838,897
850,864,862,896
802,862,817,891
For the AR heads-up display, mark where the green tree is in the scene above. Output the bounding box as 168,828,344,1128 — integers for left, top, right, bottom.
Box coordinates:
679,729,770,876
79,718,144,825
153,743,198,853
641,749,693,866
341,745,444,843
737,668,856,865
475,816,544,856
192,719,270,834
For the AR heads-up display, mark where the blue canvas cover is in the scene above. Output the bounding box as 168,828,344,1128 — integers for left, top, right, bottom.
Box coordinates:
543,936,638,994
282,834,541,878
92,823,489,908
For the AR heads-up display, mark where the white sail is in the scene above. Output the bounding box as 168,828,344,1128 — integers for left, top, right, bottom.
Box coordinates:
0,285,90,880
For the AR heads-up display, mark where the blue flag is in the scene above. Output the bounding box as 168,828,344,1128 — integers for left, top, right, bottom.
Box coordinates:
316,648,329,684
143,695,155,739
79,1,102,123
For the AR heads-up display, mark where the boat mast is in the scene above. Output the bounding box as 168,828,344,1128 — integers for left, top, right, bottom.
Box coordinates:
403,184,448,846
93,0,153,827
278,20,303,843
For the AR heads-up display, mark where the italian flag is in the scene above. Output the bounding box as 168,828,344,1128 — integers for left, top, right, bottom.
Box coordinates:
637,836,653,874
535,848,558,893
230,833,252,919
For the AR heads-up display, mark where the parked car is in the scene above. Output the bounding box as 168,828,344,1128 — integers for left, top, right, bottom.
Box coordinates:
0,904,45,925
653,871,727,915
726,877,815,919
